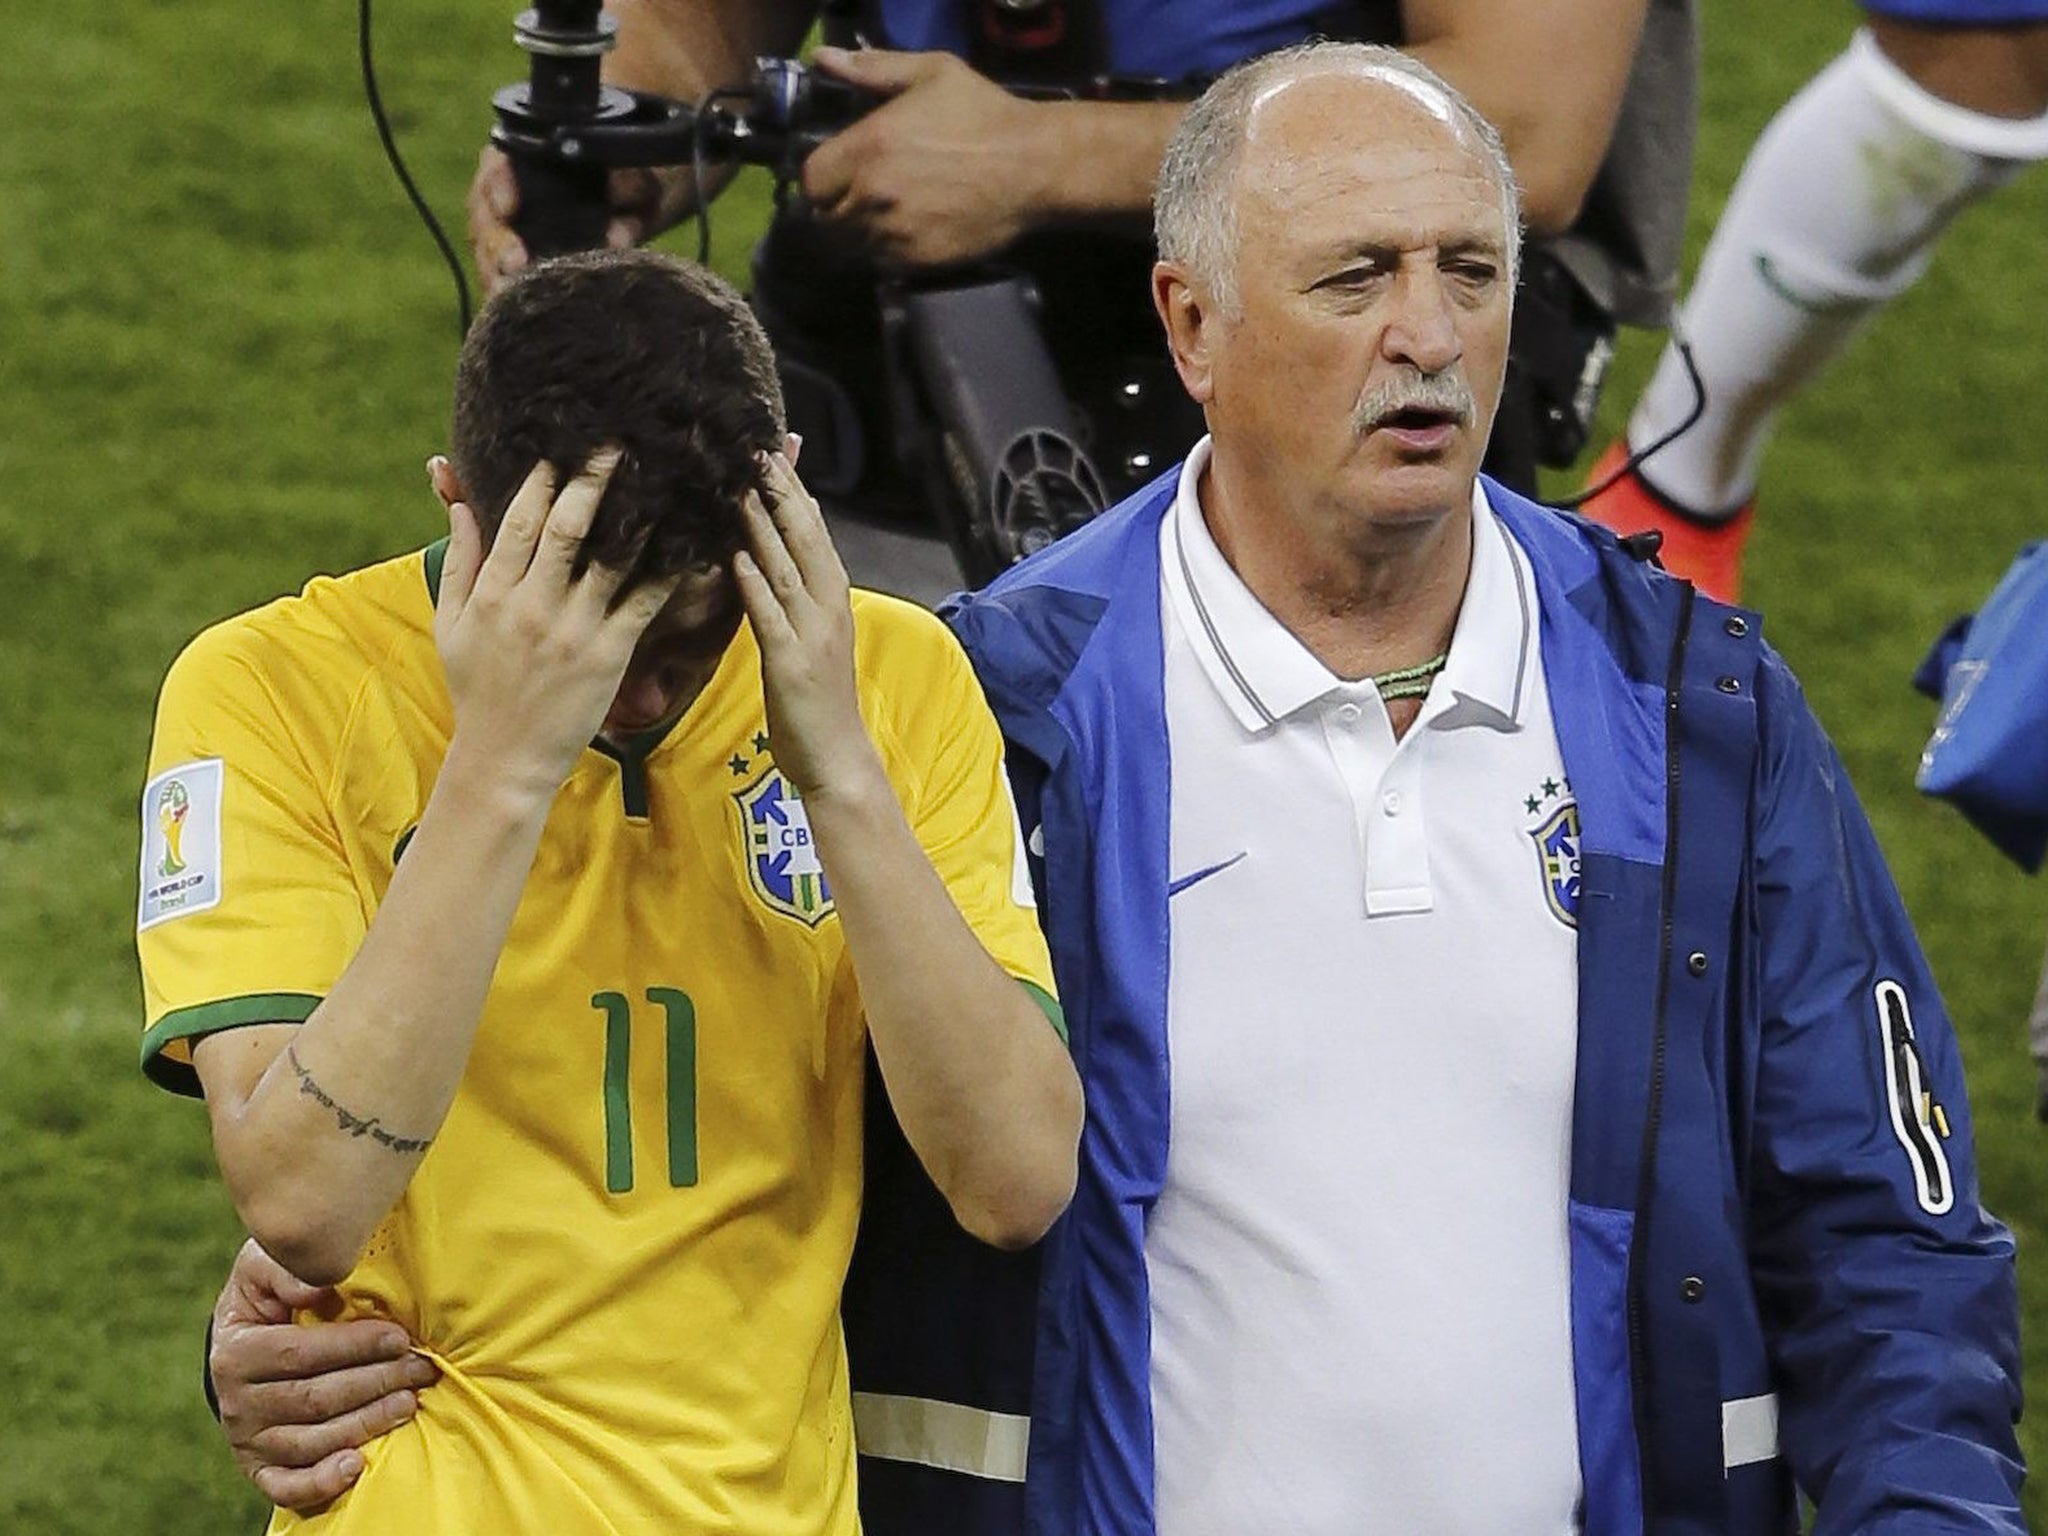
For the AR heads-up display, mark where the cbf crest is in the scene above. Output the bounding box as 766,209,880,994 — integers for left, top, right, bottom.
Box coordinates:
735,769,835,927
1523,775,1580,929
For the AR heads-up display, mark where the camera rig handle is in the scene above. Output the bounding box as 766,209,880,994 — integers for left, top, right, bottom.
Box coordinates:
488,2,625,258
491,2,877,258
486,0,1121,587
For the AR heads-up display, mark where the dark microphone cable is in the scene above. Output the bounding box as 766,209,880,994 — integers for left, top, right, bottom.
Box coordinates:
1555,314,1706,510
361,0,475,336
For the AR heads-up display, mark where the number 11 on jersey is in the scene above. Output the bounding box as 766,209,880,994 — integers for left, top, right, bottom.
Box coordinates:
589,987,698,1193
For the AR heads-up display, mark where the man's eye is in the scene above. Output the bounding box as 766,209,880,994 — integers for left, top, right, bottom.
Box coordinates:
1447,261,1498,284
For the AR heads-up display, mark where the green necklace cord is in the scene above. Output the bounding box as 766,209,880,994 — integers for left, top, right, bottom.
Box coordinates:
1370,650,1450,702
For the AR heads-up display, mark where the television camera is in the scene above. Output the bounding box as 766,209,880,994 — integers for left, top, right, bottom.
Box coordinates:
487,0,1172,590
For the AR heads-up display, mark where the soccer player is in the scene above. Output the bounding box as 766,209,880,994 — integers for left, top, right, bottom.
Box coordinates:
135,249,1080,1532
1582,6,2048,600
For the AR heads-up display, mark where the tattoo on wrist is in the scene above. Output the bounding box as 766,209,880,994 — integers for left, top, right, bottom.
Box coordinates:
285,1044,434,1155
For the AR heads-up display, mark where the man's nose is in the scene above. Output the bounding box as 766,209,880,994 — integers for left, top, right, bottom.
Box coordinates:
1380,269,1462,375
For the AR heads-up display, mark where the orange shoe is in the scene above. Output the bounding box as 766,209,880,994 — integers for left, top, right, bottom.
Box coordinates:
1576,443,1753,604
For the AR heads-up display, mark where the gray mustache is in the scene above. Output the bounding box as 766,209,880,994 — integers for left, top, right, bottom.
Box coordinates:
1354,372,1475,431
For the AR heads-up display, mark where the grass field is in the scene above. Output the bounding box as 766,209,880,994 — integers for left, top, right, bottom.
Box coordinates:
4,3,2046,1530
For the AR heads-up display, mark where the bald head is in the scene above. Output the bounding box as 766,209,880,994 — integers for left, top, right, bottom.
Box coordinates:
1154,43,1522,312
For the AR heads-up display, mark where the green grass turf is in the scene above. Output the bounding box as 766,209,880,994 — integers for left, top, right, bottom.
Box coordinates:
3,2,2045,1529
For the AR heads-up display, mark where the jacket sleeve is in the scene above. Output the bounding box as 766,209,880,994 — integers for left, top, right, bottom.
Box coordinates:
1745,651,2023,1532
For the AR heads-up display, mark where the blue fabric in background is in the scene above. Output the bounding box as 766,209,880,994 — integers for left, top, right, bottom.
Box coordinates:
872,0,1342,77
1914,541,2048,872
1861,0,2048,26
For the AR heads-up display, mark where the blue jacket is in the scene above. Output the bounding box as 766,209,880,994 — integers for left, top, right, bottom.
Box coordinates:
844,471,2022,1535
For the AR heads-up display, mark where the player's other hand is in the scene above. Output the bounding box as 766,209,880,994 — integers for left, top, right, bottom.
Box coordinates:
802,48,1043,269
467,145,695,296
733,447,882,803
434,453,683,804
211,1239,439,1510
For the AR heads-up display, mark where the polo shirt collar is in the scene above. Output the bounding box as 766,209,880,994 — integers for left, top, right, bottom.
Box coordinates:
1162,438,1536,734
1428,481,1535,733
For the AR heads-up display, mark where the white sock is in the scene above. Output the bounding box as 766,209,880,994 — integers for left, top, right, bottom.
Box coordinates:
1627,29,2042,517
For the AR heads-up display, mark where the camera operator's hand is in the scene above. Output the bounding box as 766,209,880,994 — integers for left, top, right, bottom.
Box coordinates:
802,48,1051,270
467,146,698,294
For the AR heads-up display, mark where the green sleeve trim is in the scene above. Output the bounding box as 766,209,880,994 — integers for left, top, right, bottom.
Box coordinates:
422,538,449,604
1018,978,1067,1044
140,992,323,1098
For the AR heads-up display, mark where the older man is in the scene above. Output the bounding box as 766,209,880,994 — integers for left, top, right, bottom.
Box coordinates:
911,41,2020,1535
208,41,2019,1536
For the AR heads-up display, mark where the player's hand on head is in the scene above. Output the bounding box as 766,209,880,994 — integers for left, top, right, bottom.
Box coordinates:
733,448,881,803
211,1239,438,1510
467,147,696,296
433,451,683,802
801,49,1041,269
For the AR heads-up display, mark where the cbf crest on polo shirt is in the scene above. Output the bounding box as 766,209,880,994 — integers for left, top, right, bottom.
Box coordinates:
1523,774,1581,928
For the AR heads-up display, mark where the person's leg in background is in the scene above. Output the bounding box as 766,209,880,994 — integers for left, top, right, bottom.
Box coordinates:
1581,11,2048,601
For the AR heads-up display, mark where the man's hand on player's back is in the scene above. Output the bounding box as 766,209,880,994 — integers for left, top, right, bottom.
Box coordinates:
210,1241,438,1511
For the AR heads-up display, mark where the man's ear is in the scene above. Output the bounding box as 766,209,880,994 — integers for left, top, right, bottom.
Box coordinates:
1153,261,1220,407
427,455,465,511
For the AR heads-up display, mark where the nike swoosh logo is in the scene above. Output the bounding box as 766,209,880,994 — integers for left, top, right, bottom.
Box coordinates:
1752,253,1873,319
1169,851,1249,897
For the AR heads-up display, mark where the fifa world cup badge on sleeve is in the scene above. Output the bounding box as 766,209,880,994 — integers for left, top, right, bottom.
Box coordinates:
138,758,224,929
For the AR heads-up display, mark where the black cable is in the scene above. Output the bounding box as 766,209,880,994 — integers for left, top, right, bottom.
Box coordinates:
1556,316,1707,509
361,0,474,336
692,95,717,266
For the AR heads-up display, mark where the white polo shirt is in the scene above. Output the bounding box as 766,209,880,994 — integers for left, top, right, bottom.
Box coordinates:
1148,440,1583,1535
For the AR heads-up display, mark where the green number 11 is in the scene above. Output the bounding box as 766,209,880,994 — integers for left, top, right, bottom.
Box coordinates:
588,987,697,1193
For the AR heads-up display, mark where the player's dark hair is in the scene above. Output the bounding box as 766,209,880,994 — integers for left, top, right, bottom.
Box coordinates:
451,248,786,580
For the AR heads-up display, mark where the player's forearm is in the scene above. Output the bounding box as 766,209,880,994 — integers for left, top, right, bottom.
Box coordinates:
805,766,1081,1251
206,741,554,1284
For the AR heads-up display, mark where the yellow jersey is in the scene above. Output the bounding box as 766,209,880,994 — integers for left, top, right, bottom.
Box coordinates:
137,544,1059,1535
